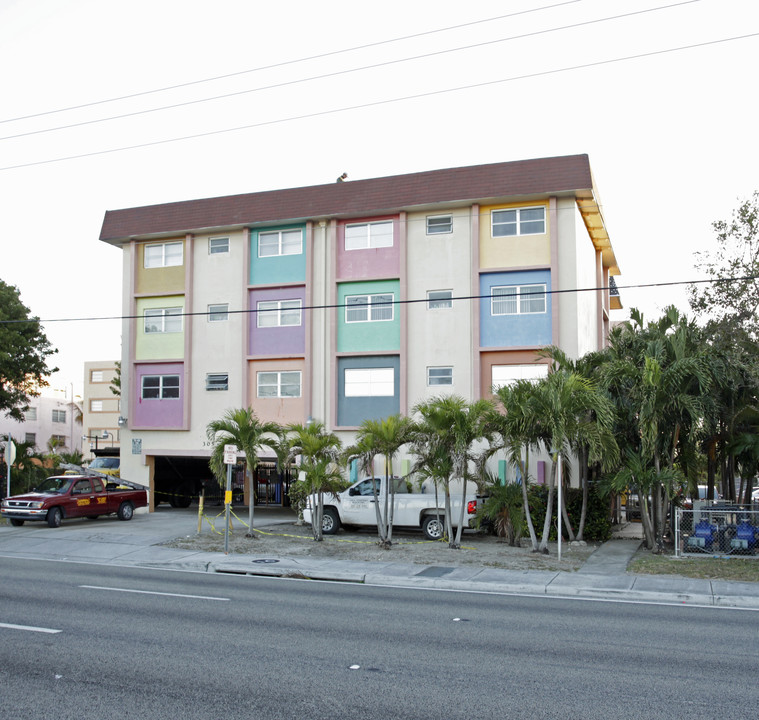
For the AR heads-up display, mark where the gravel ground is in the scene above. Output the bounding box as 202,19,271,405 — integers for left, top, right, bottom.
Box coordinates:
163,520,600,572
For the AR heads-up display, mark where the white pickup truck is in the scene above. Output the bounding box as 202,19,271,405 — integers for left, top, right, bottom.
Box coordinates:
302,476,479,540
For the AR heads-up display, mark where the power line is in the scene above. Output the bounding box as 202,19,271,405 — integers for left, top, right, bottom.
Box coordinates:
0,1,699,142
2,29,753,173
0,0,582,126
2,274,754,326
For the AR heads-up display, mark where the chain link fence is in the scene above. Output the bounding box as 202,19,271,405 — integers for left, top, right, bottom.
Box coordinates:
675,503,759,557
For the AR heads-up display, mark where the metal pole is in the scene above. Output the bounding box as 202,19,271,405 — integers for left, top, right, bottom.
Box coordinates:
557,452,562,564
6,433,11,498
224,463,232,554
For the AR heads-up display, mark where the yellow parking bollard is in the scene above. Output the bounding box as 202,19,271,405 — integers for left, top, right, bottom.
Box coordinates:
197,489,205,534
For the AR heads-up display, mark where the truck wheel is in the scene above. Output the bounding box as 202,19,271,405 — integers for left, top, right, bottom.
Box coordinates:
322,507,340,535
422,515,445,541
117,502,134,521
47,507,62,528
10,519,24,527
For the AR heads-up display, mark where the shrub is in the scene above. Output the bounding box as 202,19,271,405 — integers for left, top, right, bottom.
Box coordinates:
527,484,611,542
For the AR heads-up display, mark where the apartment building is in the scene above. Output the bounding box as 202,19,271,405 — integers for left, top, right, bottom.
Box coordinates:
100,154,621,503
0,395,81,455
82,361,121,461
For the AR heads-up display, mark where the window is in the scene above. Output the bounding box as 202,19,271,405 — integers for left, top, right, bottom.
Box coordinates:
90,370,104,382
492,207,546,237
257,299,302,328
144,241,183,268
258,229,302,257
345,294,394,323
50,434,67,447
206,373,229,391
24,432,36,445
427,290,452,310
90,400,103,412
491,364,548,390
52,409,66,423
344,368,394,397
141,374,180,400
257,371,301,398
426,215,452,235
345,220,393,250
209,237,229,254
208,304,229,322
144,307,182,333
25,407,37,421
491,284,546,315
427,367,453,386
72,479,91,495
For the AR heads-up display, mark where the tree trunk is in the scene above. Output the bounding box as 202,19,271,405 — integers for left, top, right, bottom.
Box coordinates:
372,479,387,545
559,457,576,542
454,461,469,549
386,457,395,545
706,440,717,500
519,450,540,552
444,485,455,548
246,466,256,537
538,460,556,553
577,449,590,541
640,493,655,550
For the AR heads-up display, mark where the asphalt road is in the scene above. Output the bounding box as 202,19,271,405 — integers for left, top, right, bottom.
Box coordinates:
1,556,758,719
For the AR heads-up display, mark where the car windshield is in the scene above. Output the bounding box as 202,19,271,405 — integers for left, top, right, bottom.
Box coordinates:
35,477,74,494
90,457,119,469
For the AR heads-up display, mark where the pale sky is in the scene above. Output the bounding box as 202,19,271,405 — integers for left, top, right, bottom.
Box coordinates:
1,0,757,399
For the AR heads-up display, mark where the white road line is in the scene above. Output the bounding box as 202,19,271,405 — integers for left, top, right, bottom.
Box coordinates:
0,622,62,634
79,585,229,601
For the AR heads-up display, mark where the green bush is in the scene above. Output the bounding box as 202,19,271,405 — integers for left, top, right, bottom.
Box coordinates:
527,484,611,542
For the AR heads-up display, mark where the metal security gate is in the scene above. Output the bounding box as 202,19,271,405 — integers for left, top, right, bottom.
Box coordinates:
254,462,293,507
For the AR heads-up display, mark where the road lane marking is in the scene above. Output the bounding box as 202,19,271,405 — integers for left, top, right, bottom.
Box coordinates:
0,622,62,634
80,585,229,601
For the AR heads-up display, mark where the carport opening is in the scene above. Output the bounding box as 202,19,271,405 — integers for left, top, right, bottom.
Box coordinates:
152,457,294,510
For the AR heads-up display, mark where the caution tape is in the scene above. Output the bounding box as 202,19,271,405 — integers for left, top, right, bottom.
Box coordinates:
194,506,476,549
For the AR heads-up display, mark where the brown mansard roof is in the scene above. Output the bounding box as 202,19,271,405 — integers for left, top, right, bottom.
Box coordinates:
100,154,594,241
99,153,618,273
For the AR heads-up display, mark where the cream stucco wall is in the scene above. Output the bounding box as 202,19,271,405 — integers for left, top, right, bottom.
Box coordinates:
556,198,599,359
406,208,474,405
187,231,247,448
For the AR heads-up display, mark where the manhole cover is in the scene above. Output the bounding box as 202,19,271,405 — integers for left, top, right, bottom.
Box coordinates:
252,558,280,564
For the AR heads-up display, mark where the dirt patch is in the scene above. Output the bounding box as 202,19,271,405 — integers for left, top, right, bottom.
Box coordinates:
163,521,599,572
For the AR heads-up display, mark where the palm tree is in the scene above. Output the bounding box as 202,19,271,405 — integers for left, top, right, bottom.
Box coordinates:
528,368,618,553
270,426,300,520
206,408,280,537
493,378,543,552
412,396,497,549
599,307,710,551
286,421,344,541
476,471,525,547
344,414,414,547
538,346,610,540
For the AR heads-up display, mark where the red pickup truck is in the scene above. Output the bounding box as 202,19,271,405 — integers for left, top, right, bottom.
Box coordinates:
1,474,148,528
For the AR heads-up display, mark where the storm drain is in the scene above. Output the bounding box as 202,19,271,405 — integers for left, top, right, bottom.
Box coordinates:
415,566,456,578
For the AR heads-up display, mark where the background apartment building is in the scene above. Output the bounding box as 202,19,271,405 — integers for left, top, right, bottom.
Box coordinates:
82,361,121,461
0,395,82,456
100,154,621,506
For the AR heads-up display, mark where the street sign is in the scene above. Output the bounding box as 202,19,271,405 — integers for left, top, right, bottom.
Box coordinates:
223,444,238,465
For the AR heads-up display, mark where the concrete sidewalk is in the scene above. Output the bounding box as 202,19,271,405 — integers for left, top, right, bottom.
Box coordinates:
2,509,759,608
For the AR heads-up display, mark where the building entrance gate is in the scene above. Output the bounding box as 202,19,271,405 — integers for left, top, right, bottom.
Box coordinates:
254,462,292,507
